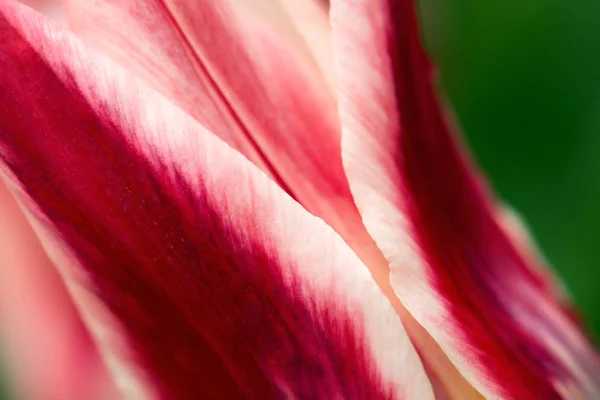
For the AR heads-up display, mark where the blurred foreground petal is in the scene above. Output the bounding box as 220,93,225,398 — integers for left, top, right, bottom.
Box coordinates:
18,0,64,23
330,0,600,398
0,181,114,400
0,2,434,398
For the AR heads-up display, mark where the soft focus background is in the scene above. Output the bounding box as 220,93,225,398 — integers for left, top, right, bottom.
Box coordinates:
419,0,600,339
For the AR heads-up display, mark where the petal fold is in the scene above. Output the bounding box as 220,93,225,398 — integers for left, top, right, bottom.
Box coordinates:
65,0,354,238
330,0,600,398
0,2,433,398
64,0,399,331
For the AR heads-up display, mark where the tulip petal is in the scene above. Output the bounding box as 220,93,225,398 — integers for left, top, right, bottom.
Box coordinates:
65,0,352,231
64,0,401,323
0,180,115,400
277,0,335,88
17,0,65,23
0,2,434,398
330,0,600,398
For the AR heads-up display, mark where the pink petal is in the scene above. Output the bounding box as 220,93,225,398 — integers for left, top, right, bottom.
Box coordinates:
0,180,114,400
17,0,65,23
0,2,434,398
330,0,600,398
278,0,335,87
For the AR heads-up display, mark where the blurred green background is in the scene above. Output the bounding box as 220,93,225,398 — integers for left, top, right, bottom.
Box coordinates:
419,0,600,337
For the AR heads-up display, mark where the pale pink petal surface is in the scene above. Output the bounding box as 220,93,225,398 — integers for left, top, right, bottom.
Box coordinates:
0,180,114,400
18,0,64,22
330,0,600,398
278,0,335,87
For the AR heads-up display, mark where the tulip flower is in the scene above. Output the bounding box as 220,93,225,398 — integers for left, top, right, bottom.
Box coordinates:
0,0,598,398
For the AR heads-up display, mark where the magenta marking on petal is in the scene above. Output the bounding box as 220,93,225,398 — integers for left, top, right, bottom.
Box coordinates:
387,0,578,398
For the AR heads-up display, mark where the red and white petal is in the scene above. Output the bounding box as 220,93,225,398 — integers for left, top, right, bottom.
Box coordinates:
0,2,433,398
0,180,115,400
64,0,398,326
496,206,573,304
330,0,600,399
65,0,350,230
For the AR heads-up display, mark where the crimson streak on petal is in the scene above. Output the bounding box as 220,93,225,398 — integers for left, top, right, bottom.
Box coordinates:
331,0,600,398
387,1,569,398
389,0,568,400
0,3,432,399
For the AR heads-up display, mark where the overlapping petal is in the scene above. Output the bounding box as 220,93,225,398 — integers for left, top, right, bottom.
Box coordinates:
0,2,434,398
277,0,335,87
65,0,364,248
64,0,402,328
0,180,114,400
17,0,64,22
330,0,600,398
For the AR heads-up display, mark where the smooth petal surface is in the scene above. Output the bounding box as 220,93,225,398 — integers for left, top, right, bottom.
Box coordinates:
330,0,600,399
0,180,114,400
17,0,64,23
0,2,434,398
278,0,335,87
